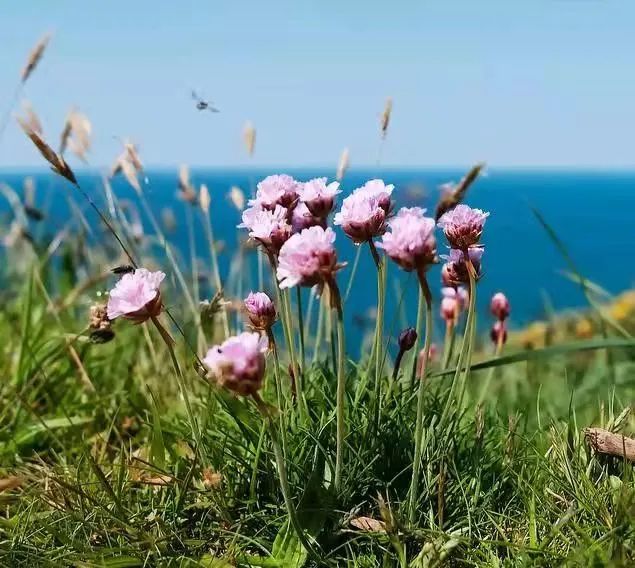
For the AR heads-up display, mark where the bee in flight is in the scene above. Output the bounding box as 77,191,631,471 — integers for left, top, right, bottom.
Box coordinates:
191,90,219,113
111,265,135,275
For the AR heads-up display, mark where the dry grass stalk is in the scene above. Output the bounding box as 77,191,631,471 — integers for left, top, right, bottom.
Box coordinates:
177,164,197,203
110,141,143,194
20,102,43,136
336,147,350,181
18,116,76,185
199,183,211,214
243,121,256,157
228,186,245,211
21,33,52,83
434,162,486,221
380,97,393,139
584,428,635,462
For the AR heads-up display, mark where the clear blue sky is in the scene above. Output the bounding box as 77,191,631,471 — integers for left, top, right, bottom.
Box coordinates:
1,1,633,168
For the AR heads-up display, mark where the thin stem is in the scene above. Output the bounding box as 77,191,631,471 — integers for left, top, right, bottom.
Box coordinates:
201,207,230,337
185,203,204,353
151,316,203,456
409,286,425,390
441,321,456,370
296,287,306,373
267,328,284,412
408,270,433,523
330,280,347,494
252,394,315,556
456,261,478,410
368,240,385,429
343,245,363,304
312,295,325,364
439,261,477,426
477,332,504,406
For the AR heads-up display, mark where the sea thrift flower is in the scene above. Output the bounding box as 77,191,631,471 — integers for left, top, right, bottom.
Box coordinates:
203,332,268,396
490,292,510,321
334,179,394,243
250,174,299,210
291,202,324,233
239,205,291,254
440,247,484,286
490,320,508,345
107,268,165,323
298,177,340,218
377,207,437,272
437,204,489,250
276,226,343,290
244,291,277,330
416,343,439,376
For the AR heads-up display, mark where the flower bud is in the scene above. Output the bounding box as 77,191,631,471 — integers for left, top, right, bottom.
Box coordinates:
398,327,417,352
490,292,510,321
244,291,276,330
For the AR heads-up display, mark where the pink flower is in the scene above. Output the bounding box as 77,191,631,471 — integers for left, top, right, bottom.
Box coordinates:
244,291,277,330
203,332,268,396
334,179,394,243
440,247,484,286
377,207,437,271
437,204,489,250
440,287,468,324
298,177,340,217
490,292,510,321
107,268,165,323
276,226,342,290
250,174,299,210
358,179,394,213
239,205,291,254
291,202,324,233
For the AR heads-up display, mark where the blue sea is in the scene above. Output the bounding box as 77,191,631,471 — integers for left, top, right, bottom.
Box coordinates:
1,167,633,350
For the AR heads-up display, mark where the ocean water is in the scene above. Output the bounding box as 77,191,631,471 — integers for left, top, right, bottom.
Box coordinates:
1,167,633,352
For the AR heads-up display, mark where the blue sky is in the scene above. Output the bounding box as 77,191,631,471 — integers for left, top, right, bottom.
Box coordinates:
1,1,633,168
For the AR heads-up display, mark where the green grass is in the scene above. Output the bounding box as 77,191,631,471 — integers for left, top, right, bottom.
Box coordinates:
0,250,634,566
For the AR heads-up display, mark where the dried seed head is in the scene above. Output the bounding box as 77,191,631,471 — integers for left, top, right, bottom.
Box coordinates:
243,121,256,157
228,186,245,211
18,117,77,185
380,97,393,139
177,164,197,203
89,303,115,343
21,32,52,83
199,184,211,213
434,163,486,221
161,207,177,232
336,147,350,181
19,102,43,136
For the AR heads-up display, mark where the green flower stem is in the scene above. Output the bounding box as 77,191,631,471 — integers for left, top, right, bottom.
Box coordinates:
477,332,504,406
368,240,385,427
456,259,478,410
200,208,230,338
407,270,433,523
441,321,456,370
439,259,477,426
296,287,306,373
252,393,315,556
329,279,347,494
151,316,203,456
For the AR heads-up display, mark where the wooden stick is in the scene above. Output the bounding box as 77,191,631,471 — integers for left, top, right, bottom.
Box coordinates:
584,428,635,462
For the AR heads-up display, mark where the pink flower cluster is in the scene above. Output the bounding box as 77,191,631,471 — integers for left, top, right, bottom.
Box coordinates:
203,332,268,396
277,225,342,290
334,179,393,243
377,207,437,272
240,174,341,255
437,204,489,250
107,268,165,323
